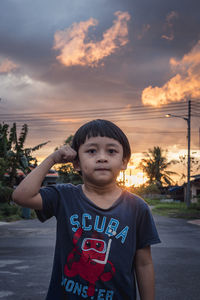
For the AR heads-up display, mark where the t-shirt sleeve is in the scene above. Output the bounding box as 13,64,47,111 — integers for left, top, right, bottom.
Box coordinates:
136,203,161,249
35,185,60,222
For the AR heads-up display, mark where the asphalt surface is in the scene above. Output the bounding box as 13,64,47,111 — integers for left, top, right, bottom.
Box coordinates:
0,215,199,300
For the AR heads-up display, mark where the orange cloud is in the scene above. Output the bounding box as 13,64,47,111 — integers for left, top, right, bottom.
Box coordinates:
161,11,178,41
53,11,130,67
0,59,18,73
142,40,200,106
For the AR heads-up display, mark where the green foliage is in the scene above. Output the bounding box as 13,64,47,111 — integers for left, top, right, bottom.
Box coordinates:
139,146,178,187
0,202,22,221
128,183,160,196
57,163,83,185
0,202,20,216
0,202,37,222
64,135,74,145
152,201,200,219
0,122,49,188
0,123,9,157
0,182,13,203
0,158,9,180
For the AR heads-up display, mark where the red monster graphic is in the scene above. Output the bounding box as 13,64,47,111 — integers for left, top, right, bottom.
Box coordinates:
64,228,115,297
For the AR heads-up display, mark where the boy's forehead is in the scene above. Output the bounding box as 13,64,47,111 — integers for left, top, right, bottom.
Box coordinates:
83,136,121,146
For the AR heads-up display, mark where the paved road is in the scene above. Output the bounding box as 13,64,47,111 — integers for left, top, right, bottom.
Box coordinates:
0,215,199,300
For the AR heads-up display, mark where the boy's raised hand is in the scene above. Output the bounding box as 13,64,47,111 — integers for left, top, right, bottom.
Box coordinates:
50,145,77,164
12,145,77,210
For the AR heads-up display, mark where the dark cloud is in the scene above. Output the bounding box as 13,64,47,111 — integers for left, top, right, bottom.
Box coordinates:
1,0,199,90
0,0,200,157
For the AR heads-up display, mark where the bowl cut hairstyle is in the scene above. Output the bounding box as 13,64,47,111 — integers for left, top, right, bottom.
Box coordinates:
71,119,131,161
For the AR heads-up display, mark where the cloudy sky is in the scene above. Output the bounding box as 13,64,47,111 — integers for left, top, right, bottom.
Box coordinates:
1,0,200,175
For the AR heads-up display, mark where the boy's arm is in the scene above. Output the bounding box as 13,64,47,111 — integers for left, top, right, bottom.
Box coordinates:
135,246,155,300
12,145,77,210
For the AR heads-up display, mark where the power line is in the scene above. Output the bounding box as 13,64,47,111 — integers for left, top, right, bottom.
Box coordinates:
1,110,189,122
2,116,166,124
1,101,195,129
0,108,189,123
1,109,188,119
0,102,188,117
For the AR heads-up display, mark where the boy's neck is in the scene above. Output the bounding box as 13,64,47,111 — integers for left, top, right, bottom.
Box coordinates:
82,182,123,209
83,182,120,196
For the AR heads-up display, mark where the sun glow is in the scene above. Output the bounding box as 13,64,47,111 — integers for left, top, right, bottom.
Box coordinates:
118,165,148,187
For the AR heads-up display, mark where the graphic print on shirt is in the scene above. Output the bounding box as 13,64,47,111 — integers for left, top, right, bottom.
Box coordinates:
62,213,130,298
64,227,116,297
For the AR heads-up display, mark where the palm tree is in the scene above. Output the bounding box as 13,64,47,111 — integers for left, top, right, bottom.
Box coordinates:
139,146,178,187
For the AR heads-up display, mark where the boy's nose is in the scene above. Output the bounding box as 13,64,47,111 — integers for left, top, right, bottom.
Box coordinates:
97,157,108,162
97,152,108,162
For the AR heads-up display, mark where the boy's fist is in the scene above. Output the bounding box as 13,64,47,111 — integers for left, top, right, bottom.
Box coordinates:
50,145,77,164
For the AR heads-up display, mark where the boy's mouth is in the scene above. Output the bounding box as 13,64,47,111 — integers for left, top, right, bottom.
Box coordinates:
95,168,110,171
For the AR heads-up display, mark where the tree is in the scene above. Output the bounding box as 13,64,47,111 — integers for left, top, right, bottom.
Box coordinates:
0,122,49,187
139,146,178,187
128,183,160,197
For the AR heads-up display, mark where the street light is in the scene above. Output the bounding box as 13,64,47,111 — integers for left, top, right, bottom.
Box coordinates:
165,100,191,207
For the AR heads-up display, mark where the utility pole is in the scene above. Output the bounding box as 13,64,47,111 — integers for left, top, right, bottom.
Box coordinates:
199,127,200,150
165,100,191,207
186,100,191,207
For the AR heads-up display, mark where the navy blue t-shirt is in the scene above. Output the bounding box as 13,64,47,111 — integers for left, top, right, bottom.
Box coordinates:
36,184,160,300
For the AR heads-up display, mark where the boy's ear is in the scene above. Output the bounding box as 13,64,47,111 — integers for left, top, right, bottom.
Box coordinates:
121,158,128,170
73,159,81,171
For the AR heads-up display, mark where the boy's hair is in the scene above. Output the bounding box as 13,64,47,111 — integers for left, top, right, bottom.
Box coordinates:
71,119,131,161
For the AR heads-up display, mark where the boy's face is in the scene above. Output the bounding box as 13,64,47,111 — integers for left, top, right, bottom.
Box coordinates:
75,136,128,186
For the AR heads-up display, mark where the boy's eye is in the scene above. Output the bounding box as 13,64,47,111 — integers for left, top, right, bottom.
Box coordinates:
108,149,117,154
87,149,96,154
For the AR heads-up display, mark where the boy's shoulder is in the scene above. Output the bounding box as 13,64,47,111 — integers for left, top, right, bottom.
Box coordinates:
124,189,147,203
123,190,149,210
48,183,80,191
41,183,81,196
49,183,81,193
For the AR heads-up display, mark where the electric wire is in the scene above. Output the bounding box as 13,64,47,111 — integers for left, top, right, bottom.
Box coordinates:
0,102,188,118
1,101,197,134
0,107,188,122
1,110,189,122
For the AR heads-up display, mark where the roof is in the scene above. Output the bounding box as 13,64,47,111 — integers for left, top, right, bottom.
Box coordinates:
5,168,58,177
168,186,183,192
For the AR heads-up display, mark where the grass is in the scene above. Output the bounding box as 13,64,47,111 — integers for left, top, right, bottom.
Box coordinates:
150,201,200,219
144,198,161,206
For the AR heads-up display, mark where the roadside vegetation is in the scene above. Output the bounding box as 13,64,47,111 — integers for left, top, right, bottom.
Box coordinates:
0,123,199,222
145,199,200,219
0,122,49,221
0,202,37,222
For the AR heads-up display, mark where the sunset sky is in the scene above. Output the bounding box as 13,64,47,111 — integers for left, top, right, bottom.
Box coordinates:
1,0,200,182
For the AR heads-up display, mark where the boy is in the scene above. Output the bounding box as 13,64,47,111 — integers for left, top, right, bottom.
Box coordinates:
13,119,160,300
